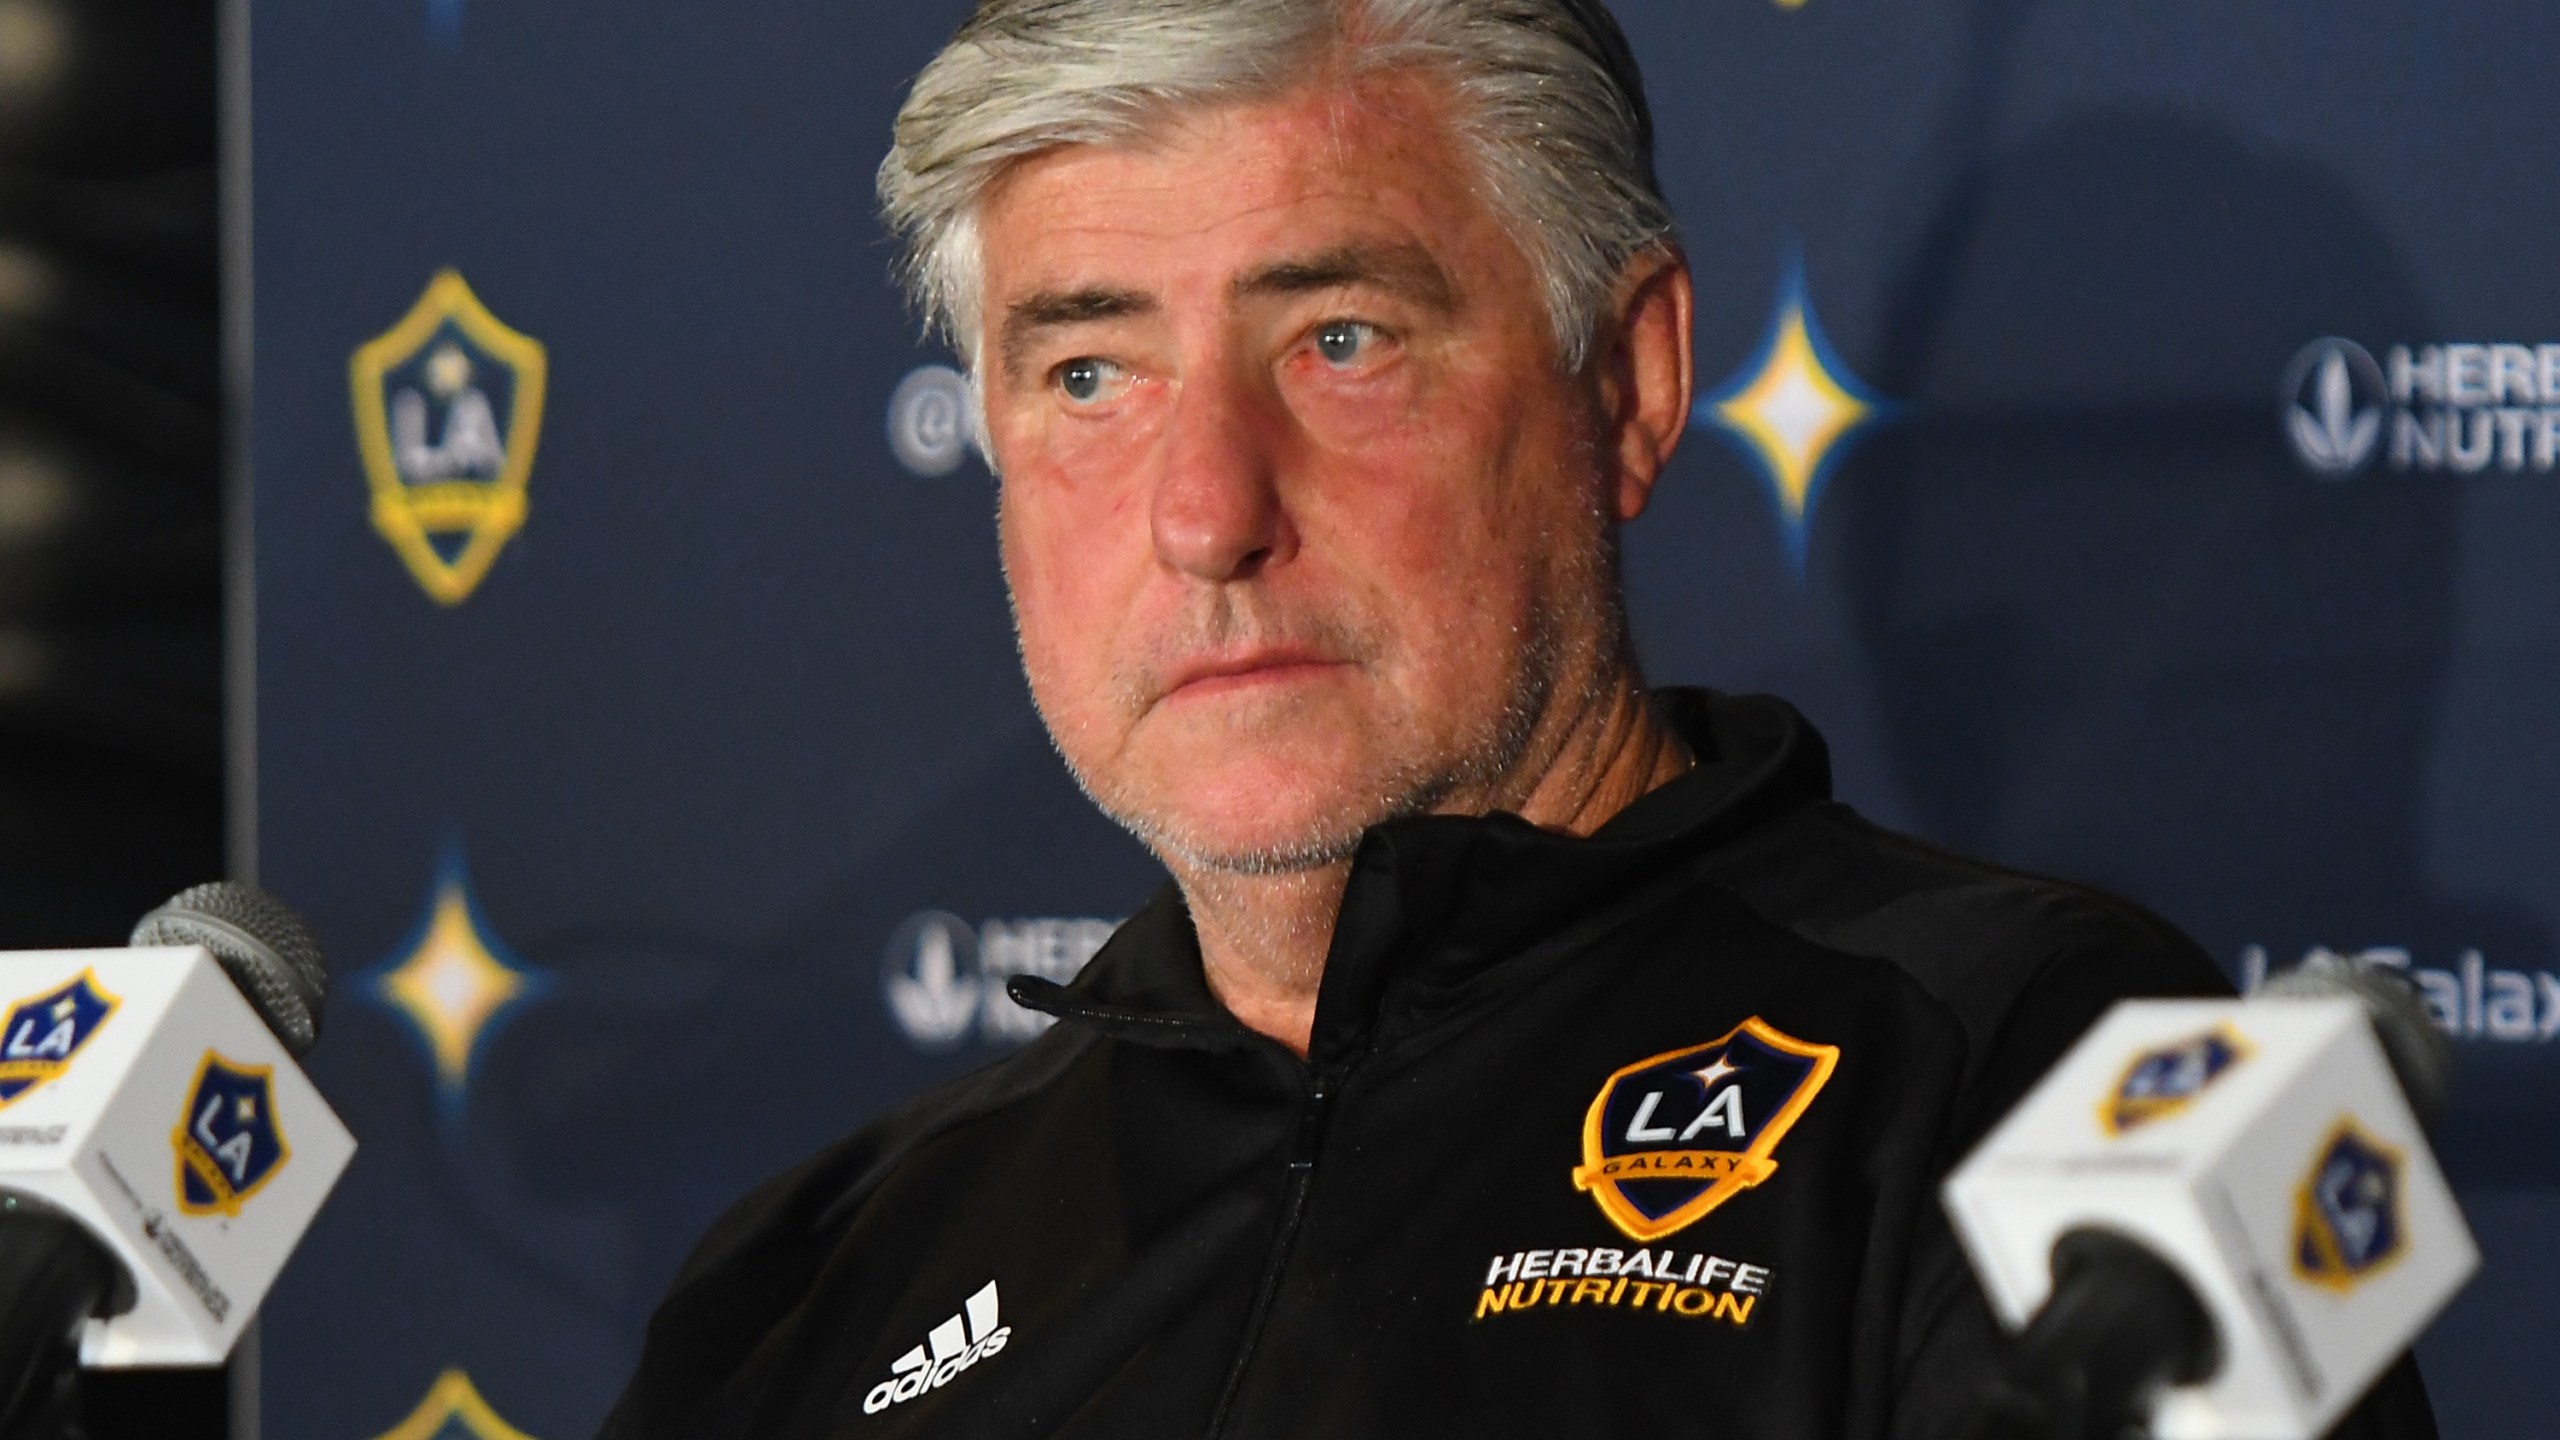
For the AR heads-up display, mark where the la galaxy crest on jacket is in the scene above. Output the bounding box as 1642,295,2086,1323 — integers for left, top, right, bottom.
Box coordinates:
595,692,2363,1440
1571,1018,1840,1245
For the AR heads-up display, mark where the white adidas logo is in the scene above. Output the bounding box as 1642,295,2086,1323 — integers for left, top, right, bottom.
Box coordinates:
862,1280,1011,1415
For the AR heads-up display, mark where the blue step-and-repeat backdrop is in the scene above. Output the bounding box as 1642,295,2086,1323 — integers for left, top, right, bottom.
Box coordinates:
247,2,2560,1437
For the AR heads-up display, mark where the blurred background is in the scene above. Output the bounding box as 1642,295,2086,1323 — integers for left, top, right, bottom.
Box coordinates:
0,0,221,964
4,0,2556,1437
0,0,225,1430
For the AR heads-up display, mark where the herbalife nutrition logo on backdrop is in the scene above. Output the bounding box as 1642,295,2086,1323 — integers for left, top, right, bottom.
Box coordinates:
2283,340,2384,474
881,911,1118,1050
2284,336,2560,477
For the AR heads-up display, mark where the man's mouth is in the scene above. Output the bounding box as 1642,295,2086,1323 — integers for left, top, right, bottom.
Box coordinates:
1160,648,1350,701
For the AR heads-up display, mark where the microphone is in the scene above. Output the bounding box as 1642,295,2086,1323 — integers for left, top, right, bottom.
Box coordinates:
128,882,330,1058
1941,954,2476,1440
0,883,356,1436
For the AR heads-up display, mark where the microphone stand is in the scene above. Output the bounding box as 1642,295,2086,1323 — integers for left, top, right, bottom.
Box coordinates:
0,1196,127,1440
1963,1228,2220,1440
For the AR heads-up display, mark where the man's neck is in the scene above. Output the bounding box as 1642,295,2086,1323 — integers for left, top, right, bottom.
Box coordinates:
1176,676,1692,1056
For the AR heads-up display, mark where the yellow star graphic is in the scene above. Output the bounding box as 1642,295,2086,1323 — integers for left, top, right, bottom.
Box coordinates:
425,343,476,398
1700,262,1889,570
371,1368,539,1440
374,858,543,1104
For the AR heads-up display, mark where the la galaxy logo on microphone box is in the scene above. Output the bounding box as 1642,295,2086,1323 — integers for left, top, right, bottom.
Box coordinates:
2293,1119,2406,1291
0,971,117,1108
1572,1017,1837,1241
172,1051,290,1217
2100,1024,2251,1135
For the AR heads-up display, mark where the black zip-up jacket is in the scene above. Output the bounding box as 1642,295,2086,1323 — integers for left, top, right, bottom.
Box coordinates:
598,690,2433,1439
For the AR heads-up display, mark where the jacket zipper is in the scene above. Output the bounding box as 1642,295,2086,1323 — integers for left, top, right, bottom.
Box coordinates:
1201,1073,1335,1440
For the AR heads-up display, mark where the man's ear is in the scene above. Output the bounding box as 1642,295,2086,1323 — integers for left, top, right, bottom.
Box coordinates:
1593,248,1694,523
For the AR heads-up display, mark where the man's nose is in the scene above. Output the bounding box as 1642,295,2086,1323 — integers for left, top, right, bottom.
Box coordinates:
1150,361,1293,583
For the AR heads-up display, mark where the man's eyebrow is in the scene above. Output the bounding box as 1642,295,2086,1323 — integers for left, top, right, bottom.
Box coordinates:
999,287,1158,377
1235,243,1458,311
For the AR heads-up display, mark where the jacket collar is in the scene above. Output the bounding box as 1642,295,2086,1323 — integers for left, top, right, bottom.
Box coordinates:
1012,688,1833,1068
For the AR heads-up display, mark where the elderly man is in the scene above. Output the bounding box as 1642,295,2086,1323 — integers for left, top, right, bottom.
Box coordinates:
601,2,2435,1437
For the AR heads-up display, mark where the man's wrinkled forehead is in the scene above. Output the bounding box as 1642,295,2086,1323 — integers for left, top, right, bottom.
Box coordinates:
974,75,1496,372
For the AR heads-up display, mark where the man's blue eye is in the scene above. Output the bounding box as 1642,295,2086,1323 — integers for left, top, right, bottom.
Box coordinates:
1058,359,1109,402
1315,322,1371,367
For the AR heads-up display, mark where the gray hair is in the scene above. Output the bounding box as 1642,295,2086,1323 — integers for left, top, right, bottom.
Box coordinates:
878,0,1677,374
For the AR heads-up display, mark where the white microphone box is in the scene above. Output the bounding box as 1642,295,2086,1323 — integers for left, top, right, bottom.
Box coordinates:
1942,997,2475,1440
0,946,355,1367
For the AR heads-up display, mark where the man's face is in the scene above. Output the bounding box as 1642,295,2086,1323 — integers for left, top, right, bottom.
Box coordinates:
976,73,1638,873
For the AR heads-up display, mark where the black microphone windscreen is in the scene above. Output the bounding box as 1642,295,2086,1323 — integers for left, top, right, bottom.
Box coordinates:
128,881,328,1058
